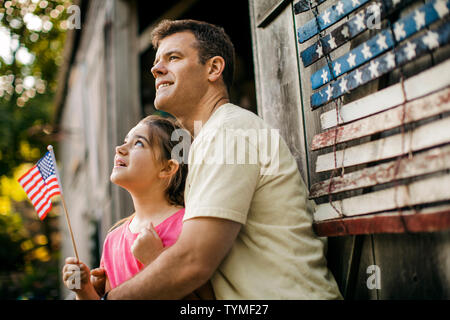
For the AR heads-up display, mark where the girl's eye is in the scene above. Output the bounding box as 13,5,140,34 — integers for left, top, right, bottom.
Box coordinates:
135,141,144,147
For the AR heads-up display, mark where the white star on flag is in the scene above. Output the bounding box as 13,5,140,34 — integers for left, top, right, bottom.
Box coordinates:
326,85,334,101
368,60,380,78
328,36,337,49
361,43,372,59
422,31,439,50
376,33,388,51
354,69,363,85
347,52,357,68
385,52,396,69
394,23,406,41
354,13,366,31
339,78,348,93
321,69,329,84
322,10,331,25
352,0,360,8
336,1,345,15
434,0,449,18
413,10,426,30
341,26,349,38
392,0,401,6
316,43,323,57
333,62,342,76
404,41,417,60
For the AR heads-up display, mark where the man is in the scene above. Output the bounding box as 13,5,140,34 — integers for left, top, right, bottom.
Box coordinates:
106,19,342,299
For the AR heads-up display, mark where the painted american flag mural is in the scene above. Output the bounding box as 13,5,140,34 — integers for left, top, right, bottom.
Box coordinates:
294,0,450,235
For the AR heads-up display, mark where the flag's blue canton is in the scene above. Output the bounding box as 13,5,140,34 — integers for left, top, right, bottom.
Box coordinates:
37,151,56,181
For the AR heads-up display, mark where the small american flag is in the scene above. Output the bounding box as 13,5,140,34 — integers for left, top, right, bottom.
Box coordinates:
18,151,61,220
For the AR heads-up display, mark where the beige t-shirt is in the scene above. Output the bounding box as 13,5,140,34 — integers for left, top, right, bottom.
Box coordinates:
184,103,342,299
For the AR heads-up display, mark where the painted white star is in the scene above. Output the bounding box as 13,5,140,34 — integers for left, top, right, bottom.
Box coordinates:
413,10,426,30
394,23,406,41
361,43,372,59
321,69,329,84
368,60,380,78
341,26,349,38
322,10,331,25
352,0,360,8
422,31,439,50
316,43,323,57
326,85,334,101
434,1,449,18
339,78,348,93
404,41,417,60
328,35,337,49
376,33,388,51
354,69,363,85
336,1,345,15
385,52,396,69
333,62,342,76
347,52,357,68
368,2,382,19
353,12,366,31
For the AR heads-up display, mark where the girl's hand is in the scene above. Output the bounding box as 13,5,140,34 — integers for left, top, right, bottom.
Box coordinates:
62,257,91,292
62,257,99,300
90,267,107,296
131,222,164,265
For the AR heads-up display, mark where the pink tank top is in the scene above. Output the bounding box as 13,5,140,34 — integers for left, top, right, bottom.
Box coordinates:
100,208,185,289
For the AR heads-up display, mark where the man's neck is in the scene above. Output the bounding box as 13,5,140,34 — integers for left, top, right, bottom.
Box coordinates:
178,94,229,136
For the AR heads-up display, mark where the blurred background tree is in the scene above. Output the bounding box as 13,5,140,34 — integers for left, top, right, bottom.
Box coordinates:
0,0,72,299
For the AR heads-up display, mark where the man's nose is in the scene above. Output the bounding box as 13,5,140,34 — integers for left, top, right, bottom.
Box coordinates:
151,61,166,78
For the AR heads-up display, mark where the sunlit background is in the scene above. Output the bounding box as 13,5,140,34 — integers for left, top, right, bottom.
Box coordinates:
0,0,72,299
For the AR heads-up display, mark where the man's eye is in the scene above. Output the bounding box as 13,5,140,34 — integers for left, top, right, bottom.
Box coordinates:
169,55,178,61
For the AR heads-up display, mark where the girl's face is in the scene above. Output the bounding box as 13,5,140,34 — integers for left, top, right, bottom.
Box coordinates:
110,123,163,192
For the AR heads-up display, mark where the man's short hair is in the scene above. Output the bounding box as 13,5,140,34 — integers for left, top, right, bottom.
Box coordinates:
151,19,235,92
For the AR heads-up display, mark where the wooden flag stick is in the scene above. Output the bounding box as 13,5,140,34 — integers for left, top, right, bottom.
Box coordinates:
47,145,79,262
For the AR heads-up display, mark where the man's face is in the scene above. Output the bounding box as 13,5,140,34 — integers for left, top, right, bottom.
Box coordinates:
151,31,209,116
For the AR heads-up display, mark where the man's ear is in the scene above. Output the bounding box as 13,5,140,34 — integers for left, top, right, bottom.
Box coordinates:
207,56,226,83
159,159,180,179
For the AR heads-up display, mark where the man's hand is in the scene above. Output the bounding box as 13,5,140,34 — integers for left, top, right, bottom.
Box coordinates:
131,222,164,265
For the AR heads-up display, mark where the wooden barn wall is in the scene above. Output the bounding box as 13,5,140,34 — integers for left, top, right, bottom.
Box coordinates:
59,0,140,298
249,0,450,299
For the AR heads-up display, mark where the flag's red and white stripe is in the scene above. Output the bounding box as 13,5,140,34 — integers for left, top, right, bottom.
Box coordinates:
18,164,61,220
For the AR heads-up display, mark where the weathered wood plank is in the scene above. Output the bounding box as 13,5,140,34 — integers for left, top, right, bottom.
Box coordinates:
320,58,450,130
314,174,450,221
294,0,327,14
316,116,450,172
311,0,450,89
312,87,450,150
310,144,450,198
313,205,450,236
311,21,450,109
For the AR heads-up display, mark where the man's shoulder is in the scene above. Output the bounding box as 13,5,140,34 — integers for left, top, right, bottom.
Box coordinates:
210,103,270,131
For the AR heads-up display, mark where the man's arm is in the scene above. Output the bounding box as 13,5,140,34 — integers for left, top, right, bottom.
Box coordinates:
107,216,241,299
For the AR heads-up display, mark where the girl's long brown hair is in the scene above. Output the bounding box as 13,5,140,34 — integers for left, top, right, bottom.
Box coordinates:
109,115,190,232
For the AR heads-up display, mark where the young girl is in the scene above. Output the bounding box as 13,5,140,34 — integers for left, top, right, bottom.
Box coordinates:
62,115,213,299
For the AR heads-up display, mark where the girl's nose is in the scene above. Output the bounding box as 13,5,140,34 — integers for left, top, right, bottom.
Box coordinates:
116,143,128,155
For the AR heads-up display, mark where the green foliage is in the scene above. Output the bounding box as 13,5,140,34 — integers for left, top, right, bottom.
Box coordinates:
0,0,72,299
0,0,72,176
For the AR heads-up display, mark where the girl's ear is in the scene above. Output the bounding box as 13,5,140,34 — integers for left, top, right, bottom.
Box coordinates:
159,159,180,179
207,56,226,83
